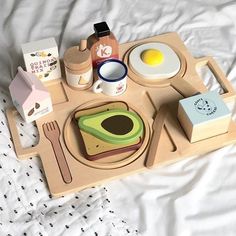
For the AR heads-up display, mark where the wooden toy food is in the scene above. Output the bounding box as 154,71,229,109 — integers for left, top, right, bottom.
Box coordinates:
78,109,143,144
9,67,53,123
178,91,231,142
87,21,119,68
63,40,93,90
22,37,61,82
74,102,144,160
129,42,180,80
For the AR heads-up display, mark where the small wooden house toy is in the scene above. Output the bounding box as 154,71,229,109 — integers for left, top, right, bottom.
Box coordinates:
9,67,53,123
22,37,61,82
178,91,231,143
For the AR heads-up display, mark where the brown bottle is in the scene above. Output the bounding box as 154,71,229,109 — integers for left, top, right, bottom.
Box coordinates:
87,22,119,68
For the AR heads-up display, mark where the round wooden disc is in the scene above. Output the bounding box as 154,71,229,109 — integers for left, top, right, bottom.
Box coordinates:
123,42,187,87
63,99,150,170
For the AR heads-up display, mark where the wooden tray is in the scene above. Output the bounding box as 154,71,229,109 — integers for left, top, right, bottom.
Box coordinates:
6,32,236,197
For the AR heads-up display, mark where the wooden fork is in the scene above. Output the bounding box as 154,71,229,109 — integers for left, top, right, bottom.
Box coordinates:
42,121,72,184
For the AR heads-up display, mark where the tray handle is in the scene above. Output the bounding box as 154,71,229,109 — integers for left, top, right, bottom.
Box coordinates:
171,78,200,98
194,56,236,102
6,107,39,160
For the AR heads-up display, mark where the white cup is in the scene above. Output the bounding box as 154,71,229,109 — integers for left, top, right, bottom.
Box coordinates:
93,59,128,96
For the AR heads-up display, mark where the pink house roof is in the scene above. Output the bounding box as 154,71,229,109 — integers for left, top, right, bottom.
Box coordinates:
9,67,50,108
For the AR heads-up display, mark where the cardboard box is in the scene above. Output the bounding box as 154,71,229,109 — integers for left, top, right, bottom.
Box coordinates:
22,37,61,82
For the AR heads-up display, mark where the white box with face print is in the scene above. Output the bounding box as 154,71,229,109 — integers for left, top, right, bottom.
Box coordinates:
178,91,231,143
22,37,61,82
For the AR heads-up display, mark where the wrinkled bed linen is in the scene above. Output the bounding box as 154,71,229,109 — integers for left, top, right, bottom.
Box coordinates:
1,0,236,235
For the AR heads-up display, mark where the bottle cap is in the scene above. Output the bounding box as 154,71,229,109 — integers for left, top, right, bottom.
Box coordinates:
94,22,110,38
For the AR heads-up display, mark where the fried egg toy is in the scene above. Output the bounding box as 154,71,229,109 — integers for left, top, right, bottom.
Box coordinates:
129,42,181,80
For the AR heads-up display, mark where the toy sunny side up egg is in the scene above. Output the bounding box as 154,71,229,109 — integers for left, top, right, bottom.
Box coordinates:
129,42,181,80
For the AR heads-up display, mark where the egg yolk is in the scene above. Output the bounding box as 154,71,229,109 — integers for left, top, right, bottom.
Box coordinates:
141,49,164,66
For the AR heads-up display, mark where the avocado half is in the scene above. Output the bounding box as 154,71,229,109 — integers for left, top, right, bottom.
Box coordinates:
78,109,143,145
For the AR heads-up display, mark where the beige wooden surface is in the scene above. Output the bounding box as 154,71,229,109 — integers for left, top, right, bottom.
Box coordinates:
6,32,236,196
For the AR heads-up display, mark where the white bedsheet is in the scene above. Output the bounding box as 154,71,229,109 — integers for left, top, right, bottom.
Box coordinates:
1,0,236,235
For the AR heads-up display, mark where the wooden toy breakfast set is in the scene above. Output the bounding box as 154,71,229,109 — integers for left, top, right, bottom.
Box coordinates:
6,22,236,197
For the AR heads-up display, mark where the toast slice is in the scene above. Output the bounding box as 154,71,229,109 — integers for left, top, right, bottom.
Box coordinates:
74,101,143,161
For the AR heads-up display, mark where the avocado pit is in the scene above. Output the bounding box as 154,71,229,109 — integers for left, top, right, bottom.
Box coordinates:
101,115,134,135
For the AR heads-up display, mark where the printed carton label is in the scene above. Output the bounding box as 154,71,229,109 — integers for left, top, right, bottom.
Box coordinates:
96,44,112,58
24,49,61,81
194,98,217,116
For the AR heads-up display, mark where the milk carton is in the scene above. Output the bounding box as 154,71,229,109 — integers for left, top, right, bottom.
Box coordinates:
9,67,53,123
